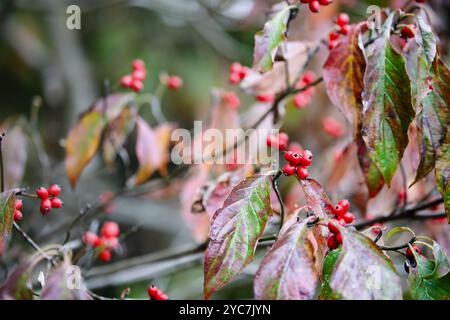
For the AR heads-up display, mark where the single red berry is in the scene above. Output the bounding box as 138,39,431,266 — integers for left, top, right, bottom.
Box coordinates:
301,71,315,84
50,198,63,208
319,0,332,4
132,69,147,81
342,212,355,224
15,199,23,210
293,92,311,108
131,59,146,70
338,199,350,212
322,117,344,137
101,221,120,238
329,31,339,41
148,285,169,300
282,164,297,176
14,210,22,221
332,204,344,216
166,76,183,90
229,72,241,84
328,221,340,235
284,151,294,162
223,91,240,109
256,93,275,103
289,153,302,166
83,231,101,247
335,232,343,244
48,184,61,197
406,244,421,257
401,25,415,39
99,250,111,262
103,236,119,249
327,235,339,250
229,62,242,74
336,13,350,26
120,75,133,88
296,166,309,179
130,80,143,92
40,199,52,215
277,133,289,151
340,24,351,35
300,150,313,167
36,187,49,199
328,40,338,50
309,1,320,13
238,67,248,80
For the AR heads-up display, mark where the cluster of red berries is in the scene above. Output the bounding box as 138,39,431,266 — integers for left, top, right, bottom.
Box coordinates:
14,199,23,221
164,75,183,90
223,91,240,109
322,117,344,137
282,149,313,179
293,71,316,108
82,221,120,262
229,62,248,84
328,13,350,49
400,24,416,39
36,184,63,216
327,199,354,249
299,0,332,14
120,59,147,92
147,285,169,300
266,132,289,151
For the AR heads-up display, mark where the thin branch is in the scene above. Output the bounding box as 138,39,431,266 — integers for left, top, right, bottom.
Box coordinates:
13,222,52,262
272,170,285,229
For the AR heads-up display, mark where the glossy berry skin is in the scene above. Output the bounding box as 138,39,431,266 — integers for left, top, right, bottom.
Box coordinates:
336,13,350,27
284,151,294,162
48,184,61,197
229,62,242,74
289,153,302,166
167,76,183,90
318,0,332,4
296,167,309,179
401,25,415,39
328,40,338,50
131,59,145,70
83,231,101,247
328,221,340,235
15,199,23,210
99,250,111,262
332,204,344,216
14,210,22,221
327,235,339,250
309,1,320,13
300,150,313,166
340,24,351,35
342,212,354,224
130,80,143,92
329,31,339,41
282,164,297,176
338,199,350,211
101,221,120,238
335,232,343,244
40,199,52,215
120,75,133,88
36,187,49,199
277,133,289,151
132,69,146,81
229,72,241,84
406,244,421,257
50,198,63,208
148,285,169,300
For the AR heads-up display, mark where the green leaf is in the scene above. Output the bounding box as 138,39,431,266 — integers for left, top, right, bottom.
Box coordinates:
253,4,294,72
361,12,415,185
415,12,437,66
65,112,107,187
356,136,384,197
204,174,273,299
0,191,15,236
435,132,449,219
318,247,342,300
410,272,450,300
329,225,403,299
0,263,33,300
254,213,318,300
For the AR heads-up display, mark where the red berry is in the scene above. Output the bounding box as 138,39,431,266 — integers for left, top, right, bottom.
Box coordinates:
282,164,297,176
229,62,242,74
329,31,339,41
296,167,309,179
327,235,339,250
120,75,133,88
289,153,302,166
335,232,343,244
166,76,183,90
277,133,289,151
336,13,350,26
293,93,311,108
15,199,23,210
309,1,320,13
301,71,315,84
101,221,120,238
332,204,344,216
340,24,351,35
406,244,421,257
229,72,241,84
401,25,415,39
300,150,313,167
83,231,101,247
50,198,63,208
328,40,338,50
132,69,147,81
284,151,294,162
223,91,240,109
322,117,344,137
299,0,311,3
48,184,61,197
131,59,145,70
256,93,275,103
148,285,169,300
130,80,143,92
328,221,340,235
99,250,111,262
36,187,49,199
338,199,350,212
319,0,332,4
14,210,22,221
342,212,355,224
103,236,119,249
337,218,346,226
40,199,52,215
238,67,248,80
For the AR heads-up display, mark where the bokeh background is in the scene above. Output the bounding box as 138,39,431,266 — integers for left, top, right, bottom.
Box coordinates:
0,0,449,299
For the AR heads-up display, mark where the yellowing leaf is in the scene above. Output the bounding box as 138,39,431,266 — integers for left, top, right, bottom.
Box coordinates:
0,191,15,236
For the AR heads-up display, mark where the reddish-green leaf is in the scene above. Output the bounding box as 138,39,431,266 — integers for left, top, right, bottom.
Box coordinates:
254,213,318,300
298,178,333,218
361,12,415,185
0,191,15,236
204,174,272,299
65,112,106,187
356,136,384,197
0,263,33,300
253,3,294,72
435,132,449,219
329,225,402,299
87,93,133,122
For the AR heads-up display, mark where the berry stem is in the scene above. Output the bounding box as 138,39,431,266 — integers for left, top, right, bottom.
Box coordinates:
272,171,285,230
